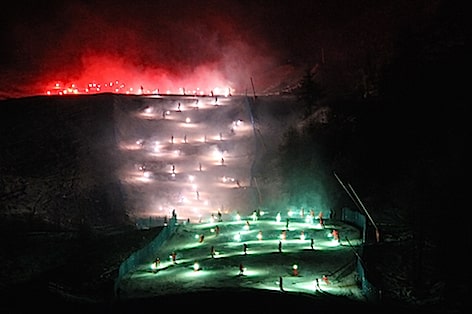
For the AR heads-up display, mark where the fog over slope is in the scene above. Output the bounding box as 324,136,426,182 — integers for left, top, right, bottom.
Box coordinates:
0,94,306,230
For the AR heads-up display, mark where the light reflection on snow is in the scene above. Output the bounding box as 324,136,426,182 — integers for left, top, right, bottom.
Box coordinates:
119,213,363,302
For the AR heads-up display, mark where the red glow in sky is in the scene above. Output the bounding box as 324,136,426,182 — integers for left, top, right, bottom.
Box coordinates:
1,0,288,98
0,0,440,99
44,53,236,96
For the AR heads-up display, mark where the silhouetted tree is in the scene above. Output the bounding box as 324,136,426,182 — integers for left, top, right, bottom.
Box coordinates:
296,68,324,118
278,124,333,211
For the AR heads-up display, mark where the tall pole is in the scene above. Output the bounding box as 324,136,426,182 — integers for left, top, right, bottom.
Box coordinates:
334,171,379,243
250,77,256,100
348,183,380,243
253,177,262,204
333,171,362,212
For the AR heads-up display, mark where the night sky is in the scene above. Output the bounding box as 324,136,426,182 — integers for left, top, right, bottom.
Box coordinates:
0,0,451,98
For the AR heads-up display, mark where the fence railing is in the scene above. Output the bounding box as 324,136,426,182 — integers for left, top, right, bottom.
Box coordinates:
114,215,179,297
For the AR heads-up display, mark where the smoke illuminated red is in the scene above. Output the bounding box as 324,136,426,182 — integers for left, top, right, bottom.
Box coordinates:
44,54,236,96
1,1,293,99
1,0,434,100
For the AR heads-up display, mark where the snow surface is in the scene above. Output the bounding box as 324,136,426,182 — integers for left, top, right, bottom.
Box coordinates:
113,94,366,308
117,211,365,303
114,95,260,224
115,96,363,300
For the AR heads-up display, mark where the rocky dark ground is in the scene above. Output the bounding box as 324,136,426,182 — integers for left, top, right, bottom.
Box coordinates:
0,94,153,312
0,217,163,311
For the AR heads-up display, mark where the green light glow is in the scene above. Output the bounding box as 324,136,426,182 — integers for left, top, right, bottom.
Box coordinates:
121,211,363,302
234,232,241,241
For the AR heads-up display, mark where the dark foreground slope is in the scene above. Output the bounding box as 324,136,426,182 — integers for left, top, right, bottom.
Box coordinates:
0,94,142,311
0,93,127,228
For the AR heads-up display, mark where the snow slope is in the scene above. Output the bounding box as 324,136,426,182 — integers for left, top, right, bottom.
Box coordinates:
117,211,365,304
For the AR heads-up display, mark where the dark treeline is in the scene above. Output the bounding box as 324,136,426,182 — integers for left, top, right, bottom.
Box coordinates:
276,2,467,311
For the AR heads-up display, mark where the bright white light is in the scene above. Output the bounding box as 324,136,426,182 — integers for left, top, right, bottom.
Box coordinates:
300,232,306,241
153,141,160,152
212,150,223,160
234,232,241,241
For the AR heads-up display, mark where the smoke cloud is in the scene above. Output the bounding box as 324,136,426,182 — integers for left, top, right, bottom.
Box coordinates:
1,0,290,97
1,0,438,98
